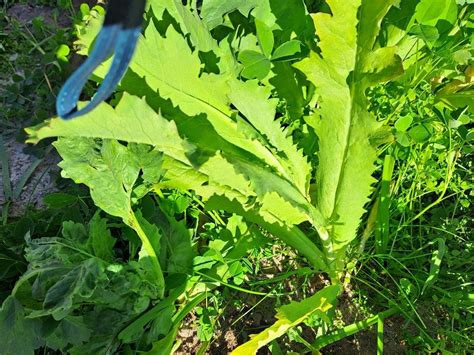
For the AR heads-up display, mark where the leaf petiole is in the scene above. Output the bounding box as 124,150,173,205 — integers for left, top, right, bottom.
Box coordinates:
128,211,165,299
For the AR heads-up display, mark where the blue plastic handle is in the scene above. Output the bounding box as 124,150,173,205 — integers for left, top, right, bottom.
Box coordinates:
56,0,145,120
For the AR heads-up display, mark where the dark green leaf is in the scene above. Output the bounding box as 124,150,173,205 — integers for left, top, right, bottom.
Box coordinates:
409,24,440,43
0,296,43,355
43,258,103,320
45,316,91,349
43,193,79,209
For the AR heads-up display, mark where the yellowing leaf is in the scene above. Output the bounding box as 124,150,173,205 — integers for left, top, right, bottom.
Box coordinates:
232,284,341,354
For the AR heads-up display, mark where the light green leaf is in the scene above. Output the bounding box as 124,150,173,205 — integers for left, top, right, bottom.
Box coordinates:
148,0,179,19
130,21,295,175
26,94,189,165
129,144,164,185
437,89,474,113
408,124,432,143
229,79,311,196
173,0,235,74
409,24,440,43
160,156,208,191
255,19,274,57
199,153,253,198
421,238,446,294
294,0,403,255
200,0,260,29
53,138,139,222
271,40,302,61
395,115,413,132
396,132,411,147
259,192,308,225
88,213,115,262
133,22,231,118
238,50,271,79
135,210,161,258
74,7,103,56
55,44,70,61
414,0,458,26
229,158,321,226
231,284,341,354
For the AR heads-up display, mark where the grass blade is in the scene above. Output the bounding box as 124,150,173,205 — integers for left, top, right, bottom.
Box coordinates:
377,315,384,355
421,238,446,295
313,307,398,350
375,154,395,254
0,135,12,201
12,157,43,201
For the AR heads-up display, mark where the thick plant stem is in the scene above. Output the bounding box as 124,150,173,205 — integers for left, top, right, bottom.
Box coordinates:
263,222,329,272
308,206,342,281
129,211,165,299
317,228,339,281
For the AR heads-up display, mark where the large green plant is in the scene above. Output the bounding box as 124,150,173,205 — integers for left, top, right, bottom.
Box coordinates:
25,0,405,351
29,0,403,277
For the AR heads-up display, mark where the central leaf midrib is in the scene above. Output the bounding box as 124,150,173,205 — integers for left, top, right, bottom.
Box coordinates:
141,64,233,121
327,11,369,242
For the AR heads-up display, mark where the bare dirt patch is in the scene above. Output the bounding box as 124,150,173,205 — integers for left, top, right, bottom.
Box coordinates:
8,4,70,27
0,138,60,217
8,0,96,27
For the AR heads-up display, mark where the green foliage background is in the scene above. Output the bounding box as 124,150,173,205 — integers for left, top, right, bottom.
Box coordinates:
0,0,472,353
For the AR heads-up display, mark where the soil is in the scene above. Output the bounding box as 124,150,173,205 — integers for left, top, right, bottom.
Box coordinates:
8,3,70,27
1,1,99,217
8,1,97,28
322,294,406,355
174,254,408,354
0,138,60,217
174,294,407,355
